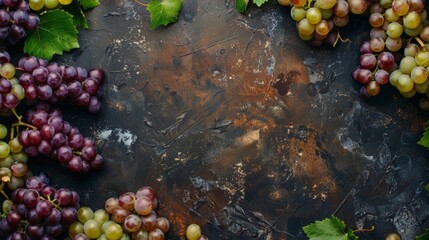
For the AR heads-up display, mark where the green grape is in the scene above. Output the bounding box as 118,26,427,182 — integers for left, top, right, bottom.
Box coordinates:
384,8,399,22
12,151,27,163
9,78,18,86
29,0,45,10
314,3,332,19
102,221,115,232
316,0,336,9
11,84,25,101
97,234,108,240
0,167,11,181
297,18,315,36
411,66,428,84
404,24,423,37
298,32,313,40
380,0,393,8
186,224,202,240
415,79,429,93
415,51,429,67
400,56,417,74
389,70,402,86
404,43,420,57
386,22,403,38
105,223,123,240
396,74,414,92
44,0,58,8
120,234,131,240
400,89,416,98
94,209,110,225
403,11,421,29
58,0,72,4
0,155,14,168
78,207,94,223
2,199,12,214
0,141,10,158
8,138,23,153
69,222,84,238
1,63,15,79
291,7,306,21
84,219,102,239
306,8,322,25
0,124,7,139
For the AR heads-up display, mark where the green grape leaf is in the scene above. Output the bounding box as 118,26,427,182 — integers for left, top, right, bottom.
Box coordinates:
24,10,79,61
417,228,429,240
236,0,249,13
418,121,429,148
80,0,100,10
302,216,358,240
63,0,88,29
252,0,268,7
147,0,182,29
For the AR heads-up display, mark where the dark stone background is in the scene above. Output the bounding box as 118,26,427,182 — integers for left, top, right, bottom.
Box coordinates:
22,0,429,239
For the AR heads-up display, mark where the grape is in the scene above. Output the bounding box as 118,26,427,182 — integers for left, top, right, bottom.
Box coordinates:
140,210,157,232
366,81,381,96
186,224,202,240
112,208,131,224
29,0,44,10
44,0,58,8
415,51,429,67
386,22,403,38
93,209,109,225
118,192,136,210
333,0,348,17
134,196,153,216
385,37,402,52
8,138,23,153
396,74,414,92
356,69,372,84
369,37,385,52
403,11,421,29
105,223,123,240
369,13,384,28
297,18,315,36
348,0,367,15
1,63,15,79
360,53,377,69
77,207,94,223
124,214,142,232
156,217,170,233
377,52,395,71
36,199,53,217
411,66,428,84
306,8,322,25
83,219,102,239
316,0,336,9
26,224,44,238
392,0,409,16
374,70,390,85
400,56,417,74
69,222,84,238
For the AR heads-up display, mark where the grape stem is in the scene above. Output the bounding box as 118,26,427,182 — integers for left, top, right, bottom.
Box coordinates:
352,226,375,233
333,32,351,47
133,0,148,7
11,108,37,130
15,67,25,71
0,182,10,200
414,36,427,50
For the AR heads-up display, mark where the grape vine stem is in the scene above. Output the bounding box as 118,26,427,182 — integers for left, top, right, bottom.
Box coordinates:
133,0,148,7
352,226,375,233
0,182,10,200
333,32,351,47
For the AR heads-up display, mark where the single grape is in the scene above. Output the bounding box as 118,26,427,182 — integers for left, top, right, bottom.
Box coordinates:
124,214,142,232
403,11,421,29
396,74,414,92
400,56,417,74
93,209,109,225
415,51,429,67
411,66,428,84
68,221,84,238
78,207,94,223
386,22,403,38
392,0,410,16
186,224,202,240
29,0,45,11
83,219,102,239
105,222,123,240
306,8,322,25
374,70,390,85
317,0,336,9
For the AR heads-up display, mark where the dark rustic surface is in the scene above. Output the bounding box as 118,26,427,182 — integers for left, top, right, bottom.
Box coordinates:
27,0,429,239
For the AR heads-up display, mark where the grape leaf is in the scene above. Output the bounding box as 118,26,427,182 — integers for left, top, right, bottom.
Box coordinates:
418,121,429,148
80,0,100,10
252,0,269,7
147,0,182,29
24,10,79,61
236,0,249,13
302,216,358,240
63,0,88,29
417,228,429,240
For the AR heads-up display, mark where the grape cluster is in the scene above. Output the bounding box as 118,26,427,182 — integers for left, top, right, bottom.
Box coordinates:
0,0,39,44
287,0,368,46
353,43,397,96
19,104,104,173
352,0,429,100
29,0,72,11
0,50,25,113
0,123,31,191
19,56,105,113
69,186,170,240
0,175,80,239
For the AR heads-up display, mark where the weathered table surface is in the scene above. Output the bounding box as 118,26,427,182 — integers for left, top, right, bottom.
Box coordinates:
28,0,429,239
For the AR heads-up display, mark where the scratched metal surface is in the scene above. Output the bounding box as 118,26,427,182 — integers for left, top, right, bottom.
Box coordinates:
27,0,429,239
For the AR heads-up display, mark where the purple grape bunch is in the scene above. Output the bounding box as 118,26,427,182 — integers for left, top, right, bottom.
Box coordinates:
352,41,397,97
0,0,39,44
0,174,81,239
18,104,104,173
18,56,105,113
